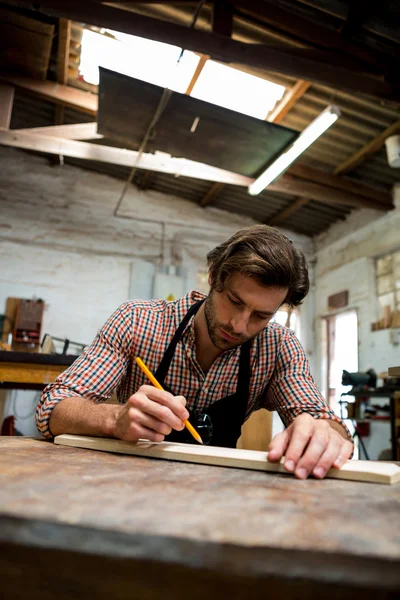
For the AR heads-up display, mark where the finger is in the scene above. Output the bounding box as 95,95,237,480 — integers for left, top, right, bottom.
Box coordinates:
267,429,290,463
121,422,165,443
135,386,189,420
284,418,315,473
131,392,186,431
333,440,354,469
294,427,330,479
311,435,343,479
130,407,173,437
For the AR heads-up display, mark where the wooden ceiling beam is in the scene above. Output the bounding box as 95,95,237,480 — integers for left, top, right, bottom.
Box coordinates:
185,54,209,95
266,197,310,227
200,182,225,206
0,129,252,186
0,84,15,129
6,0,397,101
266,174,392,211
56,18,71,85
334,119,400,175
267,80,311,124
12,123,101,140
289,163,392,206
212,1,234,37
231,0,387,71
0,72,97,116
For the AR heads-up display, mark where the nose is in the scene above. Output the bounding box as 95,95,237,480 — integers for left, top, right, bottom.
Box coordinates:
230,313,249,336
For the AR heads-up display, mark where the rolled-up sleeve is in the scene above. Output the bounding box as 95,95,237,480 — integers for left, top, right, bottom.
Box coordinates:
264,329,352,440
36,302,134,439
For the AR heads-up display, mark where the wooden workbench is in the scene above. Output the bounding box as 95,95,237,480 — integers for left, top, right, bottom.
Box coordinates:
0,350,78,389
1,438,400,599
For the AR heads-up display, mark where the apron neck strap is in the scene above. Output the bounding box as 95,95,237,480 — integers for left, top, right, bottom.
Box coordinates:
155,298,205,383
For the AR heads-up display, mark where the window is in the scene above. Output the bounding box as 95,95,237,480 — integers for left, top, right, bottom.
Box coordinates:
190,60,285,119
79,29,200,91
376,250,400,311
79,30,286,119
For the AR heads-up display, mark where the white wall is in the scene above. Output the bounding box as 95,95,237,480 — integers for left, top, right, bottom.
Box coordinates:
314,198,400,459
314,201,400,386
0,147,313,434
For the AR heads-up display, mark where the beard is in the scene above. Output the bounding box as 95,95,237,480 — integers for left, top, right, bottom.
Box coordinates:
204,289,251,351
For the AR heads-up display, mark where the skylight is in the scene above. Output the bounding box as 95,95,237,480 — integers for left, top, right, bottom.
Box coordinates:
190,60,285,119
79,29,199,92
79,29,286,119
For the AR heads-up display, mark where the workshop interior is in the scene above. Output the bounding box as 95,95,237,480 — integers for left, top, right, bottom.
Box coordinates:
0,1,400,598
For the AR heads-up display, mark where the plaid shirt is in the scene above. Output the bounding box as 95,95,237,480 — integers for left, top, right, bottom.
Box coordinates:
36,291,350,439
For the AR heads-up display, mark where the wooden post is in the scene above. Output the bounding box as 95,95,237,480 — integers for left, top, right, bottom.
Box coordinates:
0,84,15,129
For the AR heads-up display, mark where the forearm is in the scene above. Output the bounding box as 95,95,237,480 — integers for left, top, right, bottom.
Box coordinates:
49,397,120,438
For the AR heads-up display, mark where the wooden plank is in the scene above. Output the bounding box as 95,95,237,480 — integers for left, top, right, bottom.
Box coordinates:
200,181,225,206
334,119,400,175
230,0,386,71
267,174,392,210
266,197,310,226
0,129,252,186
185,54,209,95
267,80,311,124
289,163,392,206
0,72,98,116
54,434,400,485
56,19,71,85
0,84,14,129
212,1,234,37
9,0,398,101
0,7,55,80
12,123,102,140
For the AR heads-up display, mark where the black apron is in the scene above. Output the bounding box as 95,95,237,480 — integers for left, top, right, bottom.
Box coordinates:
155,299,251,448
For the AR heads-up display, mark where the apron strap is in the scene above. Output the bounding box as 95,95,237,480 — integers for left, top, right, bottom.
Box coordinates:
155,298,205,384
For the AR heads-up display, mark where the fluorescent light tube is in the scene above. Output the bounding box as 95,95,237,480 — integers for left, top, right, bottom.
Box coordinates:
248,104,341,196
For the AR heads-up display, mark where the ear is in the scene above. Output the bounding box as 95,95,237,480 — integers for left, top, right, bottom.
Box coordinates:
208,272,212,287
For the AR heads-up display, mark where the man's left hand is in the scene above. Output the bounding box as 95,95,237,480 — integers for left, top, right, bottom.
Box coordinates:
267,413,353,479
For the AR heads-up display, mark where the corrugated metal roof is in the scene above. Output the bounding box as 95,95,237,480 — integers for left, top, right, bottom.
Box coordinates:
3,0,400,238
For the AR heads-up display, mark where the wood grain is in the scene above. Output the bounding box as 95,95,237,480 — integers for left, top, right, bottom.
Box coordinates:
54,435,400,485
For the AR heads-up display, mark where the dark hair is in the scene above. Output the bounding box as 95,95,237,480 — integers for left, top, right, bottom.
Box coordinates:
207,225,309,307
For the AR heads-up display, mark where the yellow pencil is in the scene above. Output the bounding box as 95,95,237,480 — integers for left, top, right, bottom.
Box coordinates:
135,356,203,444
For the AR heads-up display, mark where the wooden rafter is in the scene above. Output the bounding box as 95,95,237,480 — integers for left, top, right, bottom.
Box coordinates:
267,80,311,124
334,119,400,175
266,198,310,227
8,0,397,101
266,174,391,211
289,164,391,206
200,182,225,207
0,72,97,116
0,84,15,129
12,123,101,140
56,18,71,85
230,0,388,72
0,129,252,186
212,1,234,37
185,54,209,95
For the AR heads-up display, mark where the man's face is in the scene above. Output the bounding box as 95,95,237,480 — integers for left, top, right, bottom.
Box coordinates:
204,273,288,351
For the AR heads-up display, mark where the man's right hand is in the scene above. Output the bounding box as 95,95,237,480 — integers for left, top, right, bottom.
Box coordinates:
113,385,189,443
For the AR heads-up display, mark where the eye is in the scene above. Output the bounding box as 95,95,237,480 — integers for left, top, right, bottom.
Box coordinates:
255,313,270,320
228,295,241,306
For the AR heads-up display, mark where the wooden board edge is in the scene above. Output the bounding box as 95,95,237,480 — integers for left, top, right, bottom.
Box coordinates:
54,435,400,485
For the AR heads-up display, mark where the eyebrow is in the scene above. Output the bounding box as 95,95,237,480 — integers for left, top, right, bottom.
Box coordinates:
229,291,275,317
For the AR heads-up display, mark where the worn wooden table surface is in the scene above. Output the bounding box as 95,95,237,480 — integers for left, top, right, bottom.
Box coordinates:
1,437,400,599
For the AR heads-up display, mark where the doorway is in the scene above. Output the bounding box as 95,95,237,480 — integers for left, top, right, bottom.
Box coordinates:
324,310,358,416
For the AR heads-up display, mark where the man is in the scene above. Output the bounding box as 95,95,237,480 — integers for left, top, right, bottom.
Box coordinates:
36,225,353,479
